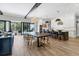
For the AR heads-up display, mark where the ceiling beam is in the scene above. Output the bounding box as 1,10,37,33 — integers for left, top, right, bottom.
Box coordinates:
24,3,42,19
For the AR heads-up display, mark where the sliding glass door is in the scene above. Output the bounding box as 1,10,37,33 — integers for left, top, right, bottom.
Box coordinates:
11,22,36,34
21,22,36,34
11,22,21,33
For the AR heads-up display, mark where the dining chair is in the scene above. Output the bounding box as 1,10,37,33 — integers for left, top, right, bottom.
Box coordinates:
51,30,58,39
23,35,36,48
23,35,31,47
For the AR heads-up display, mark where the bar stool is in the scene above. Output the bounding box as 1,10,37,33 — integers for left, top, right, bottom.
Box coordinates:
58,30,64,40
52,30,58,39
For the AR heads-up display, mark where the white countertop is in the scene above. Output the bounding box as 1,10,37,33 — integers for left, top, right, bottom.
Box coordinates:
0,36,12,39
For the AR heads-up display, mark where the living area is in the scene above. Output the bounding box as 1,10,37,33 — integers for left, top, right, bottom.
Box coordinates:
0,3,79,56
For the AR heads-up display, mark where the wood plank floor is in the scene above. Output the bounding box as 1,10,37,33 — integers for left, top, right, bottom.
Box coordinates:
12,35,79,56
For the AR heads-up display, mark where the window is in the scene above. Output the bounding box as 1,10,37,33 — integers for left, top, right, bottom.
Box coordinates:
0,21,4,31
11,22,21,33
23,22,35,32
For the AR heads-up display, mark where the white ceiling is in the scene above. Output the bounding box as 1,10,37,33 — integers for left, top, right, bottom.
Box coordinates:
28,3,79,18
0,3,79,18
0,3,34,16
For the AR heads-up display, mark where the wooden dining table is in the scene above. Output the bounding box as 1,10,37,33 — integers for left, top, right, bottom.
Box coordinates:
24,32,50,47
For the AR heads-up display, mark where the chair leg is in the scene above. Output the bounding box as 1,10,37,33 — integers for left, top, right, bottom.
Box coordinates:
47,37,49,44
58,35,61,40
27,40,29,46
44,37,49,44
61,35,64,41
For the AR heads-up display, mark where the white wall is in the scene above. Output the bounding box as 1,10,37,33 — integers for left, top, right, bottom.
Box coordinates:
37,19,42,32
29,14,76,38
33,13,76,38
51,13,76,38
28,3,77,38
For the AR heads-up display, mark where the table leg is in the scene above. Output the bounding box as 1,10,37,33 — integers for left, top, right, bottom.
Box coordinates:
37,37,40,47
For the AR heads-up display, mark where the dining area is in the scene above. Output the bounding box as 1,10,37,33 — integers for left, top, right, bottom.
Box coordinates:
11,17,70,56
23,32,50,48
21,18,69,48
22,29,69,49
